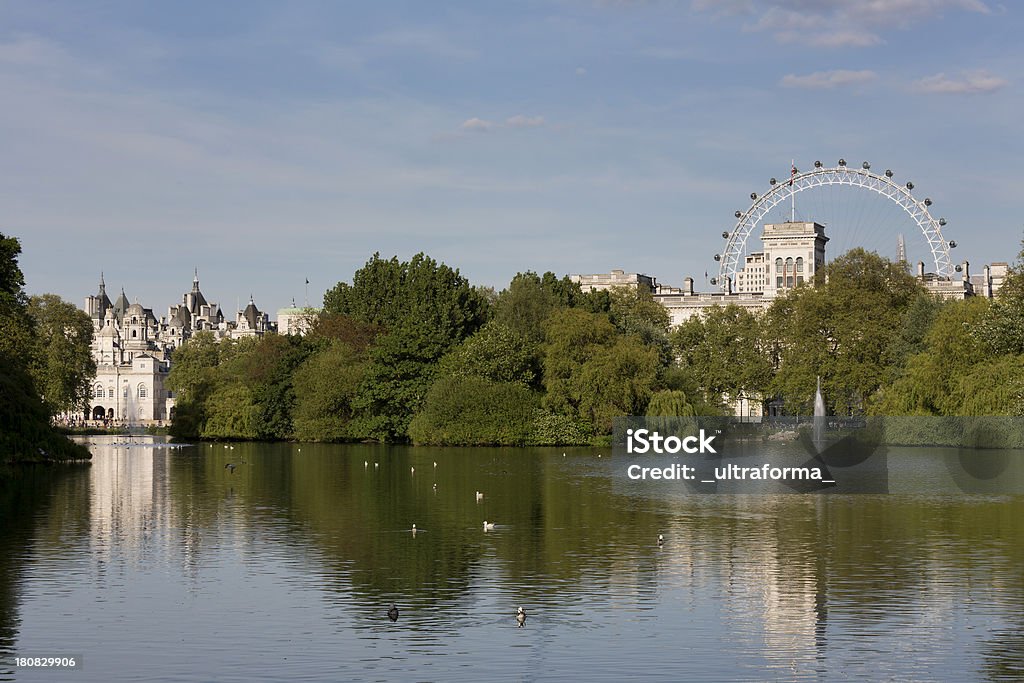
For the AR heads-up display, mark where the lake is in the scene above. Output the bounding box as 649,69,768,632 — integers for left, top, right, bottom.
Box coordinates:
2,436,1023,681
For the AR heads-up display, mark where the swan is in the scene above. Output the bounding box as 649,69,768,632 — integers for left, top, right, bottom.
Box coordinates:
483,521,495,531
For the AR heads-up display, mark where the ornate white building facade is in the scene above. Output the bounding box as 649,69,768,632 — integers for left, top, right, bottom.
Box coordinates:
82,273,274,424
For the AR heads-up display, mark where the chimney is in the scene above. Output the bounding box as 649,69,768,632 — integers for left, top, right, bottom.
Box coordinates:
961,260,970,280
917,261,925,278
683,277,694,296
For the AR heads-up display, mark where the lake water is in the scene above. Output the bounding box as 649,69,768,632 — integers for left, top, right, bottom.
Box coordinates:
2,436,1023,681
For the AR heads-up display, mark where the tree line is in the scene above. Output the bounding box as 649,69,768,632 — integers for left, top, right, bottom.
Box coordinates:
1,233,93,463
167,245,1024,446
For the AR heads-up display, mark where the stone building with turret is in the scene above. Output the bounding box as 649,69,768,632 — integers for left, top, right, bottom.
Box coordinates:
82,272,275,424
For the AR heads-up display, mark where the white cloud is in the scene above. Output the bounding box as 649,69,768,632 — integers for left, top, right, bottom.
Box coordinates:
914,69,1008,94
506,114,546,128
460,117,497,132
780,69,878,89
698,0,991,47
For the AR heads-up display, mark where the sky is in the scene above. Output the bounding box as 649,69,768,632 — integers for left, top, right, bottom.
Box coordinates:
2,0,1022,317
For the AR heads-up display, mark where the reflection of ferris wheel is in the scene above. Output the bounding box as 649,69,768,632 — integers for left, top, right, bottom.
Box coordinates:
713,160,958,292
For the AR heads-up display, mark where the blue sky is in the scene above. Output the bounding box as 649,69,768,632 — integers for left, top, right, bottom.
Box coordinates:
2,0,1021,316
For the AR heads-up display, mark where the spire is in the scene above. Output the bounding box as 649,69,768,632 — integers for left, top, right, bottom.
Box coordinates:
193,267,200,290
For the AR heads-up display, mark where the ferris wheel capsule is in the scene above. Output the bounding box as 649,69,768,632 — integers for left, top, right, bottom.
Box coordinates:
939,218,947,226
722,231,730,238
838,158,846,167
949,240,957,248
814,160,822,168
750,192,757,200
924,198,932,206
734,211,742,218
862,161,870,169
955,264,963,272
906,181,914,190
770,178,777,185
885,169,894,178
709,277,717,286
714,254,721,261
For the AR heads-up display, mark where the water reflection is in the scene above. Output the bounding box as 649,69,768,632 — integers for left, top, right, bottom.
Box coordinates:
0,438,1023,681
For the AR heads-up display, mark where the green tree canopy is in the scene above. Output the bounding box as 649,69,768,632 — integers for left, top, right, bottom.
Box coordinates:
672,303,771,407
767,248,923,414
26,294,96,415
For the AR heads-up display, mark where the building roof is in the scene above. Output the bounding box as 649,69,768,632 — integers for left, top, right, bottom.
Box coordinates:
243,298,261,329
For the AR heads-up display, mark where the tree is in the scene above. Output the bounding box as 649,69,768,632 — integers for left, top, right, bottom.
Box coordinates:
541,309,660,433
26,294,95,415
0,233,88,461
672,304,772,407
436,322,538,388
871,298,999,415
407,376,539,446
323,253,489,441
292,342,368,442
491,271,607,344
576,337,661,433
767,248,922,414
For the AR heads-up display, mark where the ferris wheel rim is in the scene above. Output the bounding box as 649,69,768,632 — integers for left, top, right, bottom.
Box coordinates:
716,164,954,292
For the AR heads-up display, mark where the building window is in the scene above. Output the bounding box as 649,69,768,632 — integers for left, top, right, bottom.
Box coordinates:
787,276,794,288
785,257,793,272
797,276,804,285
94,384,104,398
796,257,804,273
775,258,783,273
777,277,783,288
108,386,114,398
138,384,148,399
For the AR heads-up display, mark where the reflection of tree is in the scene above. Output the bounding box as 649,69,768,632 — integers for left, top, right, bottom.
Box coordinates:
0,465,90,668
157,443,1024,659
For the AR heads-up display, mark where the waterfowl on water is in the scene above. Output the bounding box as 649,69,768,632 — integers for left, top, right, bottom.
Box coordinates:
483,521,495,531
658,534,664,546
516,606,526,628
475,491,484,501
388,604,399,622
224,463,236,474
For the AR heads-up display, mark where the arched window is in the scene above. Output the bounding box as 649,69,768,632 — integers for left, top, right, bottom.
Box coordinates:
94,383,104,398
785,257,793,270
138,383,148,399
132,330,137,338
796,257,804,273
775,257,783,273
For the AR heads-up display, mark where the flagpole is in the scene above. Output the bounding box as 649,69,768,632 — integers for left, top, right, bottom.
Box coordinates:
304,278,309,308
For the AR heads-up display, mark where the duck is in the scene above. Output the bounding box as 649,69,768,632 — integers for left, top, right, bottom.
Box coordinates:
483,521,495,531
224,463,236,474
658,534,664,546
516,606,526,628
387,604,399,622
475,491,484,501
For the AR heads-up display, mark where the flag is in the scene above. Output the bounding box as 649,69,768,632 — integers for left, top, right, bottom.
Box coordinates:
790,161,796,186
305,278,309,285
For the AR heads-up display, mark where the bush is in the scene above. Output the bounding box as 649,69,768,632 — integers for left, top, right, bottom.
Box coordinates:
408,376,539,446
